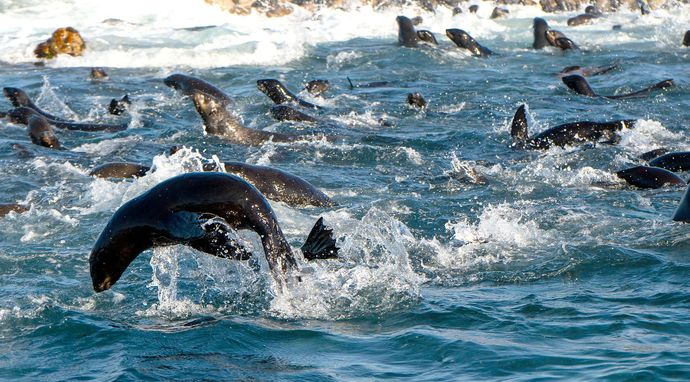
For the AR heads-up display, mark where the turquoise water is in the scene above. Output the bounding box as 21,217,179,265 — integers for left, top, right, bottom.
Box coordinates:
1,1,690,380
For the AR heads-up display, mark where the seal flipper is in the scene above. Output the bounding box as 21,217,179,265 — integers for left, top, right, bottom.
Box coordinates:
510,104,529,148
300,217,339,260
188,220,253,261
673,185,690,222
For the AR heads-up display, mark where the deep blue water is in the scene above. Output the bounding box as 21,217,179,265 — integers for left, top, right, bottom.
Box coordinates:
1,2,690,380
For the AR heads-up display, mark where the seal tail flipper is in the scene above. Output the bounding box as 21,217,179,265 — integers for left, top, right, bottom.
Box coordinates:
347,77,355,90
510,104,529,148
607,79,674,99
300,217,339,260
562,75,597,96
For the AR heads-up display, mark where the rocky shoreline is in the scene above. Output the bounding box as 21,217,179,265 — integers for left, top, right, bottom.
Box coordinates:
205,0,676,17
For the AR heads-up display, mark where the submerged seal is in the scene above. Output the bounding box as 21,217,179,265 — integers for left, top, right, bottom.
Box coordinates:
510,104,635,149
446,29,493,57
89,162,150,178
649,152,690,172
269,105,318,123
406,92,427,109
89,172,339,292
304,80,329,96
617,166,686,189
562,75,674,99
8,107,127,132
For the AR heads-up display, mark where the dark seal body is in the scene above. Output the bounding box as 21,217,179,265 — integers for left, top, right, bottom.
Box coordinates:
89,172,338,292
567,14,598,26
269,105,317,123
684,31,690,47
533,18,549,49
27,114,60,149
8,107,127,132
446,29,493,57
562,75,674,99
256,79,321,110
396,15,420,47
3,87,68,122
89,162,150,178
0,203,28,217
510,104,635,150
617,166,686,189
649,152,690,172
673,185,690,222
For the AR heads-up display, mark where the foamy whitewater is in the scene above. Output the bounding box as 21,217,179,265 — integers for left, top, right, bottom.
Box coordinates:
1,0,690,380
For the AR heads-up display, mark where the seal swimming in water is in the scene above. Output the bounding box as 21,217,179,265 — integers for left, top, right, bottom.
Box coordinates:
89,162,150,178
406,92,427,109
108,95,130,116
89,172,339,292
270,105,318,123
416,30,438,45
90,67,108,80
446,29,493,57
165,74,330,146
3,87,68,122
648,152,690,172
545,30,579,50
256,79,321,110
7,107,127,132
532,18,550,49
396,15,420,48
639,148,670,162
616,166,686,189
304,80,329,96
562,75,674,99
27,114,61,149
510,104,635,149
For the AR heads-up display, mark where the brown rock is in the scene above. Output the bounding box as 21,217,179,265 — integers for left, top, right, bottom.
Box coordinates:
34,27,85,59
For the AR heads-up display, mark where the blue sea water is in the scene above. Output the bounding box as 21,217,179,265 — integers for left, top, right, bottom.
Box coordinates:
1,0,690,380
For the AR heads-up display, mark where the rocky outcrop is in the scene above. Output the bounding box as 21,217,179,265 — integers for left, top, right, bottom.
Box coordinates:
34,27,85,59
204,0,672,16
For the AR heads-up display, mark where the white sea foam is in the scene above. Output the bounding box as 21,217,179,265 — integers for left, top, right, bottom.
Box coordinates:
1,0,687,68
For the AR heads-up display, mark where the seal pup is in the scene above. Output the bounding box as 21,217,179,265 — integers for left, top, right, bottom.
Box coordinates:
8,107,127,132
270,105,318,123
617,166,685,189
27,114,61,149
3,87,68,122
0,203,28,217
533,18,550,49
407,92,427,108
446,29,493,57
108,95,130,116
256,79,321,110
683,31,690,47
396,16,420,48
649,152,690,172
510,104,635,149
89,162,150,178
304,80,329,96
562,75,674,99
89,172,339,292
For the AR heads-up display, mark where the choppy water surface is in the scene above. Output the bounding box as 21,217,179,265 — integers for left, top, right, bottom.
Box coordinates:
1,0,690,380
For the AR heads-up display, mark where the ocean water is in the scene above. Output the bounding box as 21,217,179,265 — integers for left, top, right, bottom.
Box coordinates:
1,0,690,380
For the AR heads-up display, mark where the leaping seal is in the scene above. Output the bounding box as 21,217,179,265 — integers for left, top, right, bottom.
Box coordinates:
89,172,339,292
562,75,674,99
510,104,635,149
